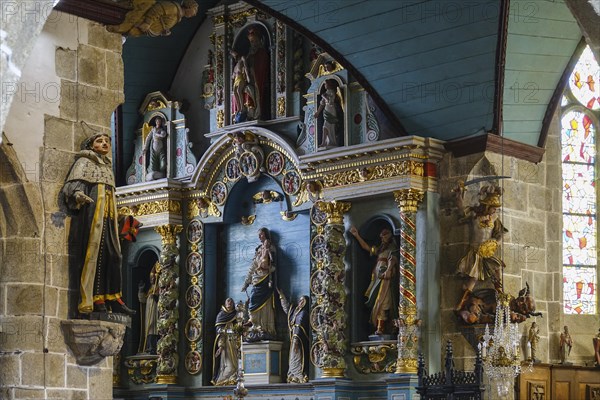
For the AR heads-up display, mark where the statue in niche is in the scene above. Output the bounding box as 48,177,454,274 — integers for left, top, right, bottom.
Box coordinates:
137,262,160,354
559,325,573,364
144,116,168,181
107,0,199,37
453,184,507,317
315,79,343,149
241,227,277,341
278,291,309,383
527,321,540,362
212,298,239,386
234,27,270,121
231,50,250,123
349,226,399,337
60,132,135,317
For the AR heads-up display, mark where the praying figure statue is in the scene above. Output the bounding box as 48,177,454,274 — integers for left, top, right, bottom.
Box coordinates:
278,291,309,383
528,321,540,363
560,325,573,364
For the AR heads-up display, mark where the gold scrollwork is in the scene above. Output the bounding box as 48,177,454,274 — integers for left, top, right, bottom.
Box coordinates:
351,343,398,374
119,200,181,217
322,160,425,188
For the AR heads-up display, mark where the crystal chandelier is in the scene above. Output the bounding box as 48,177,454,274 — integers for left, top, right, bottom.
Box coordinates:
479,291,521,396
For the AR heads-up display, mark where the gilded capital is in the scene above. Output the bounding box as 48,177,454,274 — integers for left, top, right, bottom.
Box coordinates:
393,189,424,213
155,224,183,245
316,201,351,224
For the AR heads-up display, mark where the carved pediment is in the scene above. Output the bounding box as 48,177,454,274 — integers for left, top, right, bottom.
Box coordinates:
307,52,344,81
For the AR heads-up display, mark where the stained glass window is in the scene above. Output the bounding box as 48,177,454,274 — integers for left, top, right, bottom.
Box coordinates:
561,45,599,315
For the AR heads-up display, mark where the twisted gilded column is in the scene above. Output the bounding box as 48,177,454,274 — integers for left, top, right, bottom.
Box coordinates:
393,189,424,374
312,201,351,378
154,224,183,384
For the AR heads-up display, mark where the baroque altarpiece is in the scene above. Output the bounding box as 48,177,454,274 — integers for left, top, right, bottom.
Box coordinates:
113,3,445,399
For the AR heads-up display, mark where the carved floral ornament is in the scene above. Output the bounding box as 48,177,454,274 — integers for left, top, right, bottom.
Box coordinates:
118,200,181,217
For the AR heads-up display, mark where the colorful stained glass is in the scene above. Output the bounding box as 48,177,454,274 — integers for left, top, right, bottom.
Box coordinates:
562,45,599,316
562,163,596,214
563,266,597,314
568,46,600,110
561,110,596,164
562,214,597,266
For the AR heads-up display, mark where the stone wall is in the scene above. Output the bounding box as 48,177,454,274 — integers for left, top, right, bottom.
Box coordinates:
439,108,598,372
0,11,124,400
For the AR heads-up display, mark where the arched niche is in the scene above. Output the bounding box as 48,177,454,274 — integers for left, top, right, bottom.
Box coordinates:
130,245,160,354
230,23,272,122
350,214,400,342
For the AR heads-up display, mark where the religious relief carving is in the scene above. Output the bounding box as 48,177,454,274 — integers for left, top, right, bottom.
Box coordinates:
229,131,264,183
107,0,199,37
528,382,546,400
188,196,222,219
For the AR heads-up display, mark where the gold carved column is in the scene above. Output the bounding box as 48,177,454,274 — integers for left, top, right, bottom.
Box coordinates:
393,189,424,374
154,224,183,384
312,201,351,378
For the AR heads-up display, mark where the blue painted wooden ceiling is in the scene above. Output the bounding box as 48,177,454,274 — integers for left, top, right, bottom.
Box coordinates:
255,0,581,146
122,0,582,150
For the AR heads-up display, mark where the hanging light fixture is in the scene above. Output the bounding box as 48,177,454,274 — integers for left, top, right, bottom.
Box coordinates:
477,132,521,397
479,291,521,396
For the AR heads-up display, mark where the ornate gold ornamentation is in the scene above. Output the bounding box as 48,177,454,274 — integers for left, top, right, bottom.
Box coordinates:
317,61,344,77
280,211,297,221
188,196,221,219
228,8,257,26
393,188,424,213
124,356,158,384
241,215,256,225
277,97,285,117
118,200,181,217
322,161,424,188
321,367,345,378
216,109,225,128
156,375,177,384
351,342,398,374
155,224,183,245
316,201,351,225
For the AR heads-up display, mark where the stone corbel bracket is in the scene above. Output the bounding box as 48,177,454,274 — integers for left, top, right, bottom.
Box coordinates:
299,136,445,200
116,179,184,229
61,319,126,366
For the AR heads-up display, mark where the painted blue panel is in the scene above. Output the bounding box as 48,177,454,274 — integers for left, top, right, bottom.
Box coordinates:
508,16,582,37
359,37,497,83
244,352,267,374
409,112,495,139
505,53,571,73
375,53,496,95
507,35,580,56
270,350,280,375
350,30,496,71
509,0,581,21
222,176,311,306
321,0,498,41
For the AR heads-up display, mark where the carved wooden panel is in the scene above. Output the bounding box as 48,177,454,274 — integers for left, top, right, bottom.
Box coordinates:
528,381,547,400
587,385,600,400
